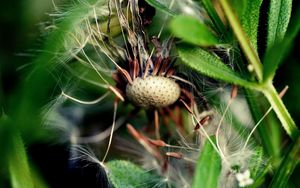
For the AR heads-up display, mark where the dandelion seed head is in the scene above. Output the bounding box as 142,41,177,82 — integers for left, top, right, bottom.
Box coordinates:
126,76,181,108
42,1,266,187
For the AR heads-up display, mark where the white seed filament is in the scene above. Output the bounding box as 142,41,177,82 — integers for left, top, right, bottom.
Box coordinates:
126,76,181,108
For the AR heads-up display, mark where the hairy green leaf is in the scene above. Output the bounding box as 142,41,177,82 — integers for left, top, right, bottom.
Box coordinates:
240,0,263,51
107,160,157,188
263,7,300,82
177,44,256,87
145,0,176,16
266,0,292,50
170,16,218,46
192,137,221,188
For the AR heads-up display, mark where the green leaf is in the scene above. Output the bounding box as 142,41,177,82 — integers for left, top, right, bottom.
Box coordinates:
145,0,176,16
192,137,221,188
8,132,34,188
170,15,218,46
31,165,49,188
269,136,300,188
177,44,256,88
266,0,292,51
240,0,263,51
107,160,157,188
1,118,35,188
263,7,300,82
201,0,229,41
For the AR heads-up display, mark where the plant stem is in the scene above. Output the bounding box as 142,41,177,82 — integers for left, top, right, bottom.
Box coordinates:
219,0,263,81
262,83,299,140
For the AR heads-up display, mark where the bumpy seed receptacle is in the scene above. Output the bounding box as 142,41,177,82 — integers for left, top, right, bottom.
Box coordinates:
126,76,181,108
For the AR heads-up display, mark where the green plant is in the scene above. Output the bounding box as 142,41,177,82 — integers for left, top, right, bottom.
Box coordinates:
1,0,299,187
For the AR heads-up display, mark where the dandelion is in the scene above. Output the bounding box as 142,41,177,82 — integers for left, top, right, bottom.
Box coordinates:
43,0,266,187
50,0,210,155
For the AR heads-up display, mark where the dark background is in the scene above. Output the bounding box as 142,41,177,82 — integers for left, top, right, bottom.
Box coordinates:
0,0,299,187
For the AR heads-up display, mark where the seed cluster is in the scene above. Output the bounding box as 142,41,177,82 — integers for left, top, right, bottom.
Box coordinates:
126,76,181,108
